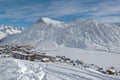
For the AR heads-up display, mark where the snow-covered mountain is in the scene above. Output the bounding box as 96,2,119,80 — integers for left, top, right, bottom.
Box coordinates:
0,25,24,40
1,17,120,53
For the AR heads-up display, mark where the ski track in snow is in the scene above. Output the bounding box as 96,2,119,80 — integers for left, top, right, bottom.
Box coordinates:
2,58,117,80
14,59,46,80
45,63,120,80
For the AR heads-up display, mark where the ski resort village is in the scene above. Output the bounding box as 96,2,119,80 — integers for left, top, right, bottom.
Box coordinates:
1,0,120,80
0,18,120,80
0,44,120,77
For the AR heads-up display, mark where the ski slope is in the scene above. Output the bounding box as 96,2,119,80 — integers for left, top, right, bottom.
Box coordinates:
0,57,119,80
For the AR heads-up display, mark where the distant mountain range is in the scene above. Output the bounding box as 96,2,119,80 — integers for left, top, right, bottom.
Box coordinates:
1,17,120,53
0,25,24,40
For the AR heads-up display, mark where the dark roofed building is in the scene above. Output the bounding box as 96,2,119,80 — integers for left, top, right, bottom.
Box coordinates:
12,51,36,61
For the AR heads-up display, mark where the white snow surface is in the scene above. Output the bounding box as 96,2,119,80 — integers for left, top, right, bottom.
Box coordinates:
1,17,120,53
0,31,6,40
36,17,63,26
46,47,120,69
0,57,119,80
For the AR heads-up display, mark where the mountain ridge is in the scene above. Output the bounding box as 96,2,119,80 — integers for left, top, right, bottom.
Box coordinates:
0,25,24,40
1,17,120,53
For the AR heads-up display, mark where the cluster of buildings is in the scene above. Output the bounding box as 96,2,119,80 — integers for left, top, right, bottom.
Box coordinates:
0,45,120,75
0,45,55,62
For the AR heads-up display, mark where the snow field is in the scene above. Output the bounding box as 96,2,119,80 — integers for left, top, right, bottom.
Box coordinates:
0,57,119,80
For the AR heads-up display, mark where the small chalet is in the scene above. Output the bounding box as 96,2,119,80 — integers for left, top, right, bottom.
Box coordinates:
35,54,55,62
41,58,49,62
106,69,116,75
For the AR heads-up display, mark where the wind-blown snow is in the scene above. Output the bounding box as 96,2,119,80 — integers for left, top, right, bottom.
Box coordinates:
1,17,120,53
0,57,119,80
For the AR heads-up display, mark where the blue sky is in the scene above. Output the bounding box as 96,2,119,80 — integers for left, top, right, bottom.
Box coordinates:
0,0,120,27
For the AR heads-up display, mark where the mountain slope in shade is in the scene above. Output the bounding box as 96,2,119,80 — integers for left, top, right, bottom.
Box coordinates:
0,25,24,40
1,17,120,53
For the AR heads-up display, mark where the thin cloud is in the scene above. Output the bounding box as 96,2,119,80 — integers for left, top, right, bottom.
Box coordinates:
97,16,120,23
0,0,120,23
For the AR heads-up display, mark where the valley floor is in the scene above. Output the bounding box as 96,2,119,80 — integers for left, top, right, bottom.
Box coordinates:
45,47,120,70
0,57,119,80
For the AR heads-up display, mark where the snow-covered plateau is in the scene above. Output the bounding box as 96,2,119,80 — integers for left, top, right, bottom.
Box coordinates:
47,47,120,70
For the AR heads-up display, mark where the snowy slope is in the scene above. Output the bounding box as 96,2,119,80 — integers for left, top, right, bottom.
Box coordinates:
1,17,120,53
0,31,6,40
36,17,63,26
47,47,120,69
0,57,119,80
0,25,23,40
